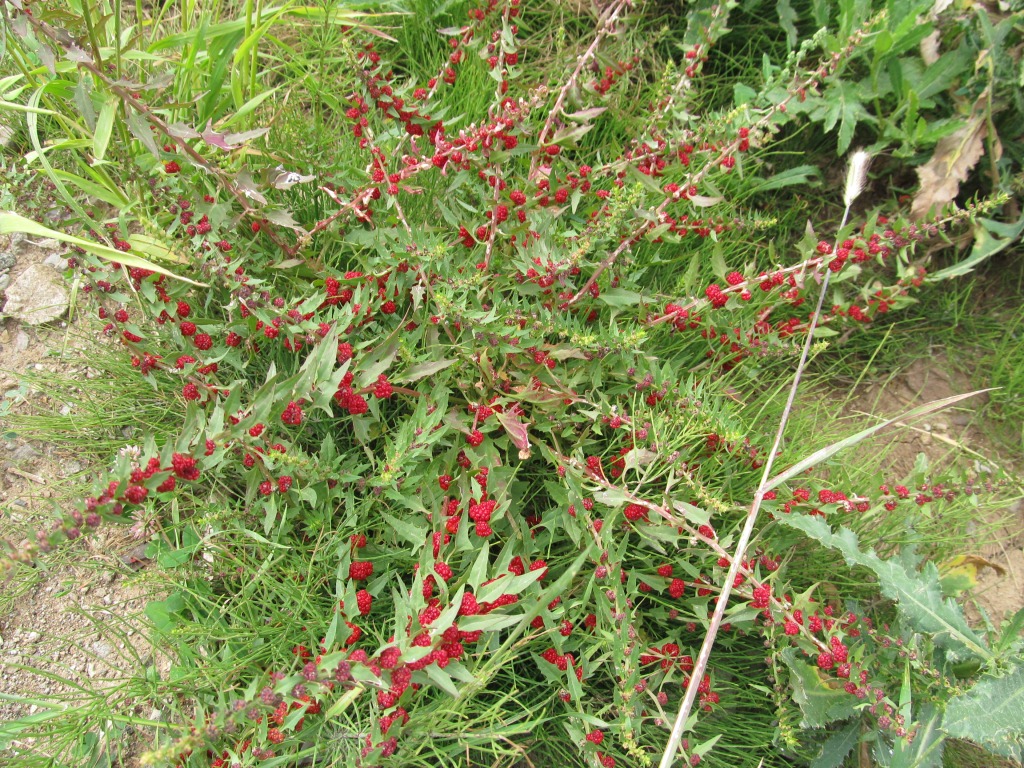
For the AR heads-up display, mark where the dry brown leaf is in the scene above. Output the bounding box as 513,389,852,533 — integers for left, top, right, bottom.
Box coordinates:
910,108,987,220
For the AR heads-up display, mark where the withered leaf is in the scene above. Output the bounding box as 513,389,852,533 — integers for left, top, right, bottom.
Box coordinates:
911,106,987,220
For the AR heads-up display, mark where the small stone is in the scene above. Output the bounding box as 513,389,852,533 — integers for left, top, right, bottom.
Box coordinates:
0,273,10,292
0,251,15,272
11,443,39,463
14,330,30,351
42,253,67,270
2,263,69,325
25,631,41,643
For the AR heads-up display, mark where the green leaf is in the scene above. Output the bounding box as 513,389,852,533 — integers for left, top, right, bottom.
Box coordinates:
892,703,944,768
457,613,525,632
93,95,117,162
776,0,799,48
0,212,205,285
381,511,427,547
50,168,128,208
780,647,858,728
126,109,161,158
776,514,990,661
943,664,1024,759
747,165,822,194
476,569,544,605
928,216,1024,282
810,721,859,768
424,664,460,698
733,83,757,106
598,287,642,308
323,684,364,720
819,80,870,154
400,358,457,383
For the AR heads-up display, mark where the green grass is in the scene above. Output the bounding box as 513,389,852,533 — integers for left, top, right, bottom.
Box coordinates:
1,0,1022,766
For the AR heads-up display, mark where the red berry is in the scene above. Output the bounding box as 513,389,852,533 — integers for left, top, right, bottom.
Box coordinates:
281,401,304,426
466,430,485,447
349,561,373,581
434,562,453,581
356,589,373,615
373,375,393,399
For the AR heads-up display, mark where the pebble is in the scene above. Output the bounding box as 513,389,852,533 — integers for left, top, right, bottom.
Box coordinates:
1,263,70,325
12,443,40,462
42,253,67,270
25,631,40,643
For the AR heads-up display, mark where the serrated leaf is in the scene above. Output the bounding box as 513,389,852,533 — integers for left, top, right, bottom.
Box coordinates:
781,647,858,728
670,499,711,526
810,721,859,768
126,110,161,158
355,338,399,388
201,120,270,150
776,514,990,660
476,570,544,605
263,208,307,233
565,107,607,121
820,80,870,154
380,511,426,547
776,0,799,48
943,664,1024,759
166,122,201,139
927,215,1024,281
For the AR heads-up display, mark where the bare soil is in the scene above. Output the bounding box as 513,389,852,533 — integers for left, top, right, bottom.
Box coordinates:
847,353,1024,624
0,237,166,763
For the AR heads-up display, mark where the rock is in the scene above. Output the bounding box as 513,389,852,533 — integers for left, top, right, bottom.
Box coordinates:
0,123,13,150
25,631,41,644
0,273,10,292
91,640,113,659
2,264,69,325
14,329,30,351
11,443,39,463
0,251,15,272
42,253,67,270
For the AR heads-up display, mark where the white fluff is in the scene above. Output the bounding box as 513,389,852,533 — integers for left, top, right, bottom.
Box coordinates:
843,150,872,208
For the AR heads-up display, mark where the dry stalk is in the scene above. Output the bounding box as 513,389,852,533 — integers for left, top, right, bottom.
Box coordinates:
658,150,871,768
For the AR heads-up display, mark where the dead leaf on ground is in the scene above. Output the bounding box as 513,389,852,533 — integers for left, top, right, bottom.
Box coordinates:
910,101,988,220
